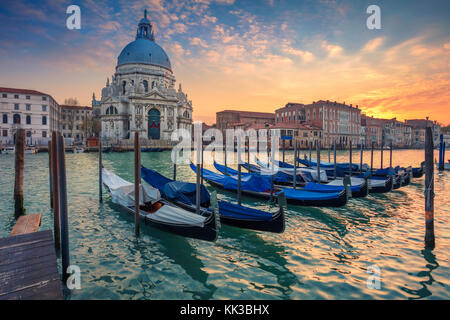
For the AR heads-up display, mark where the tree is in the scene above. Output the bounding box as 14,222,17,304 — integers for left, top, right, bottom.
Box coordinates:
64,97,79,106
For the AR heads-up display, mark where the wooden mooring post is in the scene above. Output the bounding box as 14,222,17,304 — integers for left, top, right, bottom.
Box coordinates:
424,127,435,249
237,133,242,205
333,140,337,180
48,141,53,208
134,132,141,237
389,142,393,168
293,141,297,189
99,140,103,202
51,132,61,251
57,134,70,283
370,141,374,174
14,128,26,218
317,141,321,184
173,145,177,181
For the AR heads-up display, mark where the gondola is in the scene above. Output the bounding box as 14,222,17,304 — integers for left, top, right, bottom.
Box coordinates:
140,166,285,233
190,163,347,207
215,161,369,198
102,168,218,242
412,162,425,178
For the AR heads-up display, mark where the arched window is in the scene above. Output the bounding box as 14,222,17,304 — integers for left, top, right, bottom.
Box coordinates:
143,80,148,92
2,114,7,124
183,111,189,119
151,81,155,89
122,81,126,94
42,115,47,125
13,114,21,124
106,106,118,115
26,115,31,125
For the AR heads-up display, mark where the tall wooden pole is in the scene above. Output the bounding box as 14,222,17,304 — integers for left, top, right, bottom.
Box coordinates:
48,141,53,208
99,140,103,202
224,131,227,175
14,128,26,218
293,140,297,189
333,139,337,179
349,140,352,176
51,132,60,251
389,141,393,168
173,145,177,181
247,136,250,170
195,128,201,215
424,127,435,249
237,133,242,205
57,134,70,282
317,141,321,184
201,140,204,185
371,141,374,174
360,141,363,174
134,132,140,237
328,142,331,163
309,141,312,163
380,131,384,169
282,139,285,164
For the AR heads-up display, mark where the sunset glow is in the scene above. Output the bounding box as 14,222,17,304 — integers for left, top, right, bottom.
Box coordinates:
0,0,448,125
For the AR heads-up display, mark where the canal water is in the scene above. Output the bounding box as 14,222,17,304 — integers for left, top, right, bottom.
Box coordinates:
0,149,448,300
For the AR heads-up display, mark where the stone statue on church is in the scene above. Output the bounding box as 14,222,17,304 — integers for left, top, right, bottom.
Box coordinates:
125,81,134,95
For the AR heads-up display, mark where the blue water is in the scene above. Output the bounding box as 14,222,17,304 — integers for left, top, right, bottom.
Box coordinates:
0,149,448,299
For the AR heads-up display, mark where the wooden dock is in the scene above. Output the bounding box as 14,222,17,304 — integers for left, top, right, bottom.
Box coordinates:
0,230,62,300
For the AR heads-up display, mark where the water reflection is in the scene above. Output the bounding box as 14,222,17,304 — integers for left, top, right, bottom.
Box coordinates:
400,249,439,299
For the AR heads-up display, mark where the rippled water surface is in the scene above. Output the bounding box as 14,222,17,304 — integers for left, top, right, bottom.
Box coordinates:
0,149,448,300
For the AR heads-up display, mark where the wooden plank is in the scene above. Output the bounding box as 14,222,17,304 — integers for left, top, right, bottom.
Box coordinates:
9,214,42,236
0,230,62,300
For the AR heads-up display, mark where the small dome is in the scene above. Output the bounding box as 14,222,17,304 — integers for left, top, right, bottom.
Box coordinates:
117,39,172,70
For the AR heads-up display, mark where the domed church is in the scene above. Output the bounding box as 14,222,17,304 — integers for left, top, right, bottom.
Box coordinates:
93,10,193,141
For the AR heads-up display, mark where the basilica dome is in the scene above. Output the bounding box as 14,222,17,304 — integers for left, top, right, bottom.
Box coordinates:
117,10,172,71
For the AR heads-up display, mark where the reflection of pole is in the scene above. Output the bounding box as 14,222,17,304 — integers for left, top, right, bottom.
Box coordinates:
424,127,435,249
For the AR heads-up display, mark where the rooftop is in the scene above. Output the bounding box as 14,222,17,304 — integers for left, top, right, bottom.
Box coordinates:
0,87,49,96
217,110,275,119
60,104,92,110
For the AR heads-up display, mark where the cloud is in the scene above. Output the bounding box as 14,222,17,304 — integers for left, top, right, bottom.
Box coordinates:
321,41,343,57
363,37,385,52
190,37,208,48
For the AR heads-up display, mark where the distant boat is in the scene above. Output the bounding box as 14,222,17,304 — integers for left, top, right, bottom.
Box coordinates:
102,168,218,242
24,146,37,154
1,147,15,154
73,147,84,153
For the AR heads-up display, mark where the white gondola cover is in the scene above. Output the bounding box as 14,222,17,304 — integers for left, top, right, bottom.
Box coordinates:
102,168,206,227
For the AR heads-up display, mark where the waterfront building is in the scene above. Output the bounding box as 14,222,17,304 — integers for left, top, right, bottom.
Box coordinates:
60,104,94,142
269,122,322,149
405,119,441,147
276,100,362,147
0,87,60,146
92,10,193,142
216,110,275,133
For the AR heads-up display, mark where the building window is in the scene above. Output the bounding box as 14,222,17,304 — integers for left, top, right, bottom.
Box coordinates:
26,104,31,111
14,104,19,110
2,114,7,124
26,115,31,124
42,115,47,125
2,93,7,98
143,80,148,92
122,81,127,94
26,131,31,137
26,96,30,100
42,96,47,101
2,129,7,137
14,94,19,99
13,114,21,124
42,131,47,138
63,125,66,130
42,105,47,111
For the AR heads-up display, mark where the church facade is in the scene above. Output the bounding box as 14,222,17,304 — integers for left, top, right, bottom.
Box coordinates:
93,10,193,141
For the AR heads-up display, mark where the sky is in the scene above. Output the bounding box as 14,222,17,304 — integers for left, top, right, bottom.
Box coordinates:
0,0,449,125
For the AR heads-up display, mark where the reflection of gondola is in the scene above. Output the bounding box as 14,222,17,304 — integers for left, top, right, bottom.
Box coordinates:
190,163,347,207
102,168,218,242
140,166,285,233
